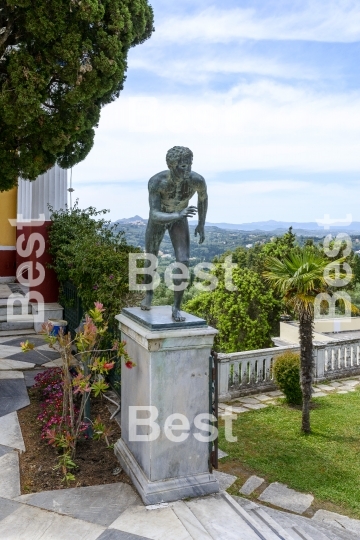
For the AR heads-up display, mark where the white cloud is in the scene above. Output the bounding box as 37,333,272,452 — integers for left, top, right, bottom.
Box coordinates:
73,80,360,186
129,51,318,84
153,2,360,44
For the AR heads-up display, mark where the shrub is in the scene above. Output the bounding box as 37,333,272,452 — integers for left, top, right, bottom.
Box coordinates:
273,352,302,405
48,203,143,328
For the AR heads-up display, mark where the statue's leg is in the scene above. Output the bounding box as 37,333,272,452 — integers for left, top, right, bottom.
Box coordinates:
140,220,165,310
168,218,190,321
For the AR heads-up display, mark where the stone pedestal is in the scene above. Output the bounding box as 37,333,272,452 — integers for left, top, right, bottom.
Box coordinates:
114,306,219,504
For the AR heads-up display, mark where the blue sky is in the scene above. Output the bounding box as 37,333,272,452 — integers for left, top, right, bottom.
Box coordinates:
73,0,360,224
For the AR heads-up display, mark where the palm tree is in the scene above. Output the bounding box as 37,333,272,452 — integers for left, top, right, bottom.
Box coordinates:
263,248,348,433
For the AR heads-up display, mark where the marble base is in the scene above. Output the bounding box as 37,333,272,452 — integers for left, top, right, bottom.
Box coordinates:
115,306,219,505
114,438,219,505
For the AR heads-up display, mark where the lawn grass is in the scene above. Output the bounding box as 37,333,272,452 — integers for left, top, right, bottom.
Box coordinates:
218,389,360,518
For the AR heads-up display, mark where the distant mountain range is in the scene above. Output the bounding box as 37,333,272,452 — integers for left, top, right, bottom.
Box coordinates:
115,217,360,233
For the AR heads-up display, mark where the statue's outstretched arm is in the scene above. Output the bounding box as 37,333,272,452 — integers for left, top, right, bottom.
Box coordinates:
195,180,208,244
149,187,197,223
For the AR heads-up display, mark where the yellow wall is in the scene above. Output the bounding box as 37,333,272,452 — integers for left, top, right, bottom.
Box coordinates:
0,188,17,246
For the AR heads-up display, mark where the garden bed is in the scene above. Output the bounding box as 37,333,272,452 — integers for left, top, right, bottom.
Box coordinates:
17,387,131,493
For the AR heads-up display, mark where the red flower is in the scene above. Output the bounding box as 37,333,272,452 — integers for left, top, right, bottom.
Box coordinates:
125,360,136,369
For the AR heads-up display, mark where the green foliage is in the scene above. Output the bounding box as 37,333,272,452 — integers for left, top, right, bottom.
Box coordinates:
0,0,154,190
185,265,280,353
273,352,302,405
48,203,141,326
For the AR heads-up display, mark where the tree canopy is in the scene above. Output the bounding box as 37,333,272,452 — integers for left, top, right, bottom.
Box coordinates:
0,0,154,191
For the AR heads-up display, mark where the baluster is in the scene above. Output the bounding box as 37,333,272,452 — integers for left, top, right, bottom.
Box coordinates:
233,361,239,388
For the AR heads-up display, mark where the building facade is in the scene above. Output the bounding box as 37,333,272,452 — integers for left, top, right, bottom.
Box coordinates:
0,165,67,310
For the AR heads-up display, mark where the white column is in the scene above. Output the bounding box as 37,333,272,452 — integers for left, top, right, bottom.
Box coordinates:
31,165,67,220
17,165,67,221
17,178,33,221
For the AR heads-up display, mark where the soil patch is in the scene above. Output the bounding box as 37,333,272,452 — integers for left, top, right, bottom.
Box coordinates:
17,388,132,493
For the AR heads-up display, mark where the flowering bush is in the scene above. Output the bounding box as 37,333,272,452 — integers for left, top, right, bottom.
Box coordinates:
22,302,135,484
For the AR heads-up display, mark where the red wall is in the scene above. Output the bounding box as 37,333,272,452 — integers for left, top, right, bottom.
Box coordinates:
16,221,60,303
0,250,16,277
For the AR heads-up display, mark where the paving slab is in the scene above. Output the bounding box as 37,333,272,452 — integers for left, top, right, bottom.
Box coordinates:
258,482,314,514
241,403,268,410
231,406,251,414
316,385,336,391
0,370,24,379
23,368,47,388
2,336,46,348
97,530,152,540
0,452,20,499
328,381,344,387
253,394,275,402
342,380,359,387
24,482,141,527
0,378,30,417
0,444,14,458
239,476,265,495
218,449,228,459
0,391,30,416
42,358,63,367
6,350,60,365
0,496,22,522
313,509,360,535
213,470,237,491
267,391,284,397
0,504,105,540
109,505,192,540
0,358,35,370
312,392,327,397
0,412,25,451
237,397,262,405
337,391,349,394
171,501,211,540
0,345,23,357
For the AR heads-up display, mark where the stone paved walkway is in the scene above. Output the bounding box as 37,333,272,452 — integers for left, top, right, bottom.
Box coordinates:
1,334,360,539
218,377,360,418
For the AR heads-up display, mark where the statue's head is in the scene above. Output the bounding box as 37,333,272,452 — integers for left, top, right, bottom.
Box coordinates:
166,146,193,180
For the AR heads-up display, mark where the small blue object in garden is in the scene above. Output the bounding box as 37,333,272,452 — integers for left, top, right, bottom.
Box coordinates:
49,319,68,336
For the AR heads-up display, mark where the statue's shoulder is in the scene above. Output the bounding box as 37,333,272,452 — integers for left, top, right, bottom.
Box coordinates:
148,170,168,191
190,171,206,188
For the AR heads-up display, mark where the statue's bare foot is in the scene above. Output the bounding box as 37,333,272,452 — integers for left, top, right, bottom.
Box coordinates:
141,294,152,311
172,306,185,322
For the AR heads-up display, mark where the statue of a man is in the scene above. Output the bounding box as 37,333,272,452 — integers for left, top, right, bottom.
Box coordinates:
141,146,208,321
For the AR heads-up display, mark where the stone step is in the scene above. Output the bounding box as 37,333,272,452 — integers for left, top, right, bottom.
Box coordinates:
234,496,359,540
182,492,288,539
0,329,36,338
0,298,32,316
0,305,32,317
0,320,34,332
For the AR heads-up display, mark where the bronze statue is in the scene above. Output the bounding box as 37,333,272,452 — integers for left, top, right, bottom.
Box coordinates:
141,146,208,321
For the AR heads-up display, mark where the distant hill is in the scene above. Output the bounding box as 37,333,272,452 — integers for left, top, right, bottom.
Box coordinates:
116,217,360,233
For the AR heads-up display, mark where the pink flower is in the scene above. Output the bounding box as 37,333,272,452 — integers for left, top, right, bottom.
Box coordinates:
104,362,115,370
94,302,105,312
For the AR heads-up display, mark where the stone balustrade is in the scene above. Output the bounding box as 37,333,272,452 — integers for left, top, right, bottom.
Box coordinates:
218,338,360,401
